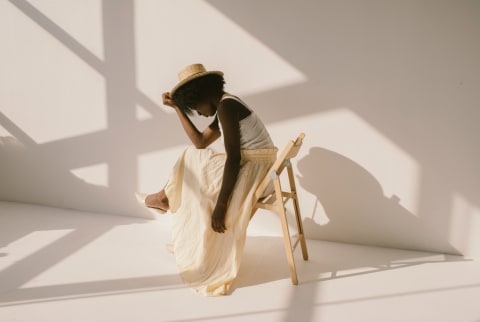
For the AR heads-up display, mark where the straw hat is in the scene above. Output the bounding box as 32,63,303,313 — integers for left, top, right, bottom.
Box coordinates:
170,64,223,97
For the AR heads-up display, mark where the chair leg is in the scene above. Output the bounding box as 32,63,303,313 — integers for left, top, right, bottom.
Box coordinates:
287,165,309,261
273,177,299,285
293,197,309,261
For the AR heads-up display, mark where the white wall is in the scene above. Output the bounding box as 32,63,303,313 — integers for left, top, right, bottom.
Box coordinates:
1,0,479,258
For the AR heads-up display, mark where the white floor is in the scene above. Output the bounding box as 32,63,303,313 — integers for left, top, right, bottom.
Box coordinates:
0,201,479,322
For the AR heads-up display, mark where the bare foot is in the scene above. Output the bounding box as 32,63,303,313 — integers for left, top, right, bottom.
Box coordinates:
145,190,169,211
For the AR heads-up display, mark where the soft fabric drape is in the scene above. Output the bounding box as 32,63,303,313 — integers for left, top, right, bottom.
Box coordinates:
165,146,276,296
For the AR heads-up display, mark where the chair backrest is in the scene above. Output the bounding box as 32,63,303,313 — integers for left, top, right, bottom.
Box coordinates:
271,132,305,175
254,133,305,200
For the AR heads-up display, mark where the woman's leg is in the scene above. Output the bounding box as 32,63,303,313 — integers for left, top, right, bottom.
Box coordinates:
145,189,169,211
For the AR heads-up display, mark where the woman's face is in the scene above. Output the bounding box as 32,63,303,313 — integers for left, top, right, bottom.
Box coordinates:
194,101,216,117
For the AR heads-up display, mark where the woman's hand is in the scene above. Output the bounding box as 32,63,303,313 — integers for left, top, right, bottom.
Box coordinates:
162,92,177,109
211,204,227,233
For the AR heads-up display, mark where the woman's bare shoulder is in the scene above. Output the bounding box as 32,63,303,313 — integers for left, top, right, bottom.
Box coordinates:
219,94,251,120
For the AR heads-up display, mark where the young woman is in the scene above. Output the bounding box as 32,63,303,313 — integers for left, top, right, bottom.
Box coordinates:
144,64,276,296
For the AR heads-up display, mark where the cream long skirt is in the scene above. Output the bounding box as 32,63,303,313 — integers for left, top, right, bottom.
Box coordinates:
164,146,276,296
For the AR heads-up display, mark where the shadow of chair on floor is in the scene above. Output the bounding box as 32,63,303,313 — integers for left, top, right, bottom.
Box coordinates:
231,235,470,294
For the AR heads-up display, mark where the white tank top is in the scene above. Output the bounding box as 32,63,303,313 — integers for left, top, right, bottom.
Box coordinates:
219,95,274,150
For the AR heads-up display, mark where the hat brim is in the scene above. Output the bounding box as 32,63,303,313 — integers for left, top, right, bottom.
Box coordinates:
170,71,223,97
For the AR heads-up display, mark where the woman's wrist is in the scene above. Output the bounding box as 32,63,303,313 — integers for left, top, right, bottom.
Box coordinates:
174,106,185,115
215,200,228,209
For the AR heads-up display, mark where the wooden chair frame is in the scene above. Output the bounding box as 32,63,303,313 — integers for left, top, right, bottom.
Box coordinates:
251,133,308,285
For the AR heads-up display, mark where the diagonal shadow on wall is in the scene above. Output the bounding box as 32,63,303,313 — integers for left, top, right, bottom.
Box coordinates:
1,0,189,218
0,0,184,306
206,0,480,255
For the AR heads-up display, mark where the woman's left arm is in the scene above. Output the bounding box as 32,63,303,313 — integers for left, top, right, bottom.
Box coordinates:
211,100,241,233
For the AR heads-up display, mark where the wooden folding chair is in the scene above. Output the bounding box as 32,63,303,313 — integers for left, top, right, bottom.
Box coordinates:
251,133,309,285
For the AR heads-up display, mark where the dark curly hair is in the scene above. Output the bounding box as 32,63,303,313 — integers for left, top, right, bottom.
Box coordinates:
172,74,225,115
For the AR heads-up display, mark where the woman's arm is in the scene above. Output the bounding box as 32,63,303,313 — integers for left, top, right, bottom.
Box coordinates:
211,99,242,233
163,92,220,148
